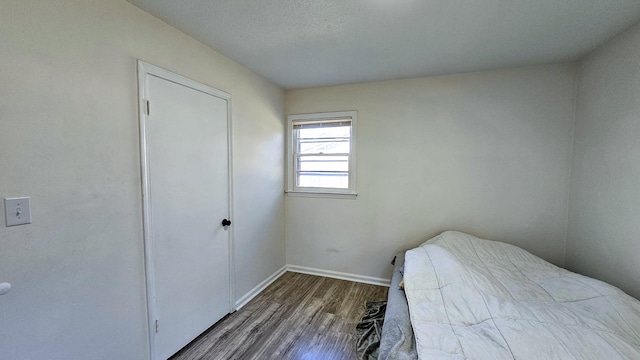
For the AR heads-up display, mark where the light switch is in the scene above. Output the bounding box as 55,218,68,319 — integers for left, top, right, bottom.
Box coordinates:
5,197,31,227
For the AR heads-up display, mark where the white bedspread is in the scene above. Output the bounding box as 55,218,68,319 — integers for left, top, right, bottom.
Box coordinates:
403,231,640,359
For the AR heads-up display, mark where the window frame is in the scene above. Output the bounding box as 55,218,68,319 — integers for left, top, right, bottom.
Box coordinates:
286,111,357,199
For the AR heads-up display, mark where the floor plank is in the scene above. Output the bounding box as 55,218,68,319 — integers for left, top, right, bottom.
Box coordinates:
170,272,388,360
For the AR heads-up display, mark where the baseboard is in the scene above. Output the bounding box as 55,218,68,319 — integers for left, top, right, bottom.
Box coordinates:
286,264,390,287
235,264,390,310
234,265,287,310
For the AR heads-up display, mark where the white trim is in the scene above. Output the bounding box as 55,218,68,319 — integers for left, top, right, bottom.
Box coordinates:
286,265,390,287
285,191,357,200
286,111,358,198
141,62,232,100
226,96,236,314
234,266,288,311
137,60,234,360
138,61,157,360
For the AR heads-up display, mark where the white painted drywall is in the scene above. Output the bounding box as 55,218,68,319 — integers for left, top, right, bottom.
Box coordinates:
0,1,284,359
285,64,577,279
567,23,640,300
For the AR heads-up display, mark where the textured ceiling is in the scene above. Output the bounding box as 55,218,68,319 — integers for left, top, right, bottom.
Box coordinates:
127,0,640,89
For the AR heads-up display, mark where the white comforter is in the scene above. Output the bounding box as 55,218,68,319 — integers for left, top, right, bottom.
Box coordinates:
403,231,640,359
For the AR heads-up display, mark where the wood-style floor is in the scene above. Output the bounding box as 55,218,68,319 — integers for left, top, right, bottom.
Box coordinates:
170,272,388,360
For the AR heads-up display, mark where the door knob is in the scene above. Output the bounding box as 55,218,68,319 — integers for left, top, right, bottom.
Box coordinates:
221,219,231,227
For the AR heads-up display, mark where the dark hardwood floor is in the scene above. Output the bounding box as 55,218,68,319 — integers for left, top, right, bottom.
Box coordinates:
170,272,388,360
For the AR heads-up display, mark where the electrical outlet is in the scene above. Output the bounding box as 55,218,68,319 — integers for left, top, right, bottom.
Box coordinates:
5,197,31,227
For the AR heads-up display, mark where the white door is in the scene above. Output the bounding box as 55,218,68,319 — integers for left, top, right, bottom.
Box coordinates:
139,62,232,360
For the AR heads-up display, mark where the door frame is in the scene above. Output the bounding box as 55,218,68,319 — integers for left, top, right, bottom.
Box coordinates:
137,60,235,360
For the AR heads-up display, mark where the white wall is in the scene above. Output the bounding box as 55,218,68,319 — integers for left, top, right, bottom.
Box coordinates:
285,64,577,280
567,22,640,300
0,1,284,359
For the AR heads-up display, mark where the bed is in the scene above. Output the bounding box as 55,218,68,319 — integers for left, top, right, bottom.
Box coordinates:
379,231,640,360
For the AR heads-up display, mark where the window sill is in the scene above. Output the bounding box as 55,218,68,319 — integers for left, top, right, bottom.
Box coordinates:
285,191,357,200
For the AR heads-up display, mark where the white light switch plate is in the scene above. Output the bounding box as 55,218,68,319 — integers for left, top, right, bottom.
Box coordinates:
5,197,31,227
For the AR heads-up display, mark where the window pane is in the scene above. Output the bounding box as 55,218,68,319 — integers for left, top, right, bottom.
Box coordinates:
299,139,350,154
297,173,349,189
298,125,350,139
298,156,348,172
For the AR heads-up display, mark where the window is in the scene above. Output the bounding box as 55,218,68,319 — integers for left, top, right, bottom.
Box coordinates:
287,111,357,198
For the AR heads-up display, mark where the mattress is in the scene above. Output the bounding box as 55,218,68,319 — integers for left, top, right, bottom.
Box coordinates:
403,231,640,359
379,251,418,360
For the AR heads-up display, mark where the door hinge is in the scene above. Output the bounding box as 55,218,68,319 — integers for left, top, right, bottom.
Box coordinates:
155,319,159,333
146,100,151,116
